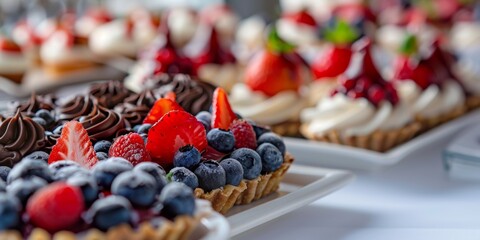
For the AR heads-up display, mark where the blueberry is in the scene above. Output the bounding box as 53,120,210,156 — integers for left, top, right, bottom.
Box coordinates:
7,158,52,184
167,167,198,189
48,160,80,176
0,193,21,230
94,140,112,153
257,132,286,156
32,117,47,128
173,145,201,169
159,182,196,219
133,125,142,133
78,116,88,122
111,171,157,208
67,174,99,206
257,143,283,173
194,160,226,192
198,119,211,132
106,157,134,168
0,166,11,182
35,109,55,126
220,158,244,186
53,125,64,135
230,148,262,180
53,165,89,181
96,152,109,161
207,129,235,153
247,120,271,139
195,111,212,123
93,159,133,190
140,133,148,144
7,177,47,206
0,180,5,192
86,196,133,231
136,124,152,134
235,113,243,119
134,162,167,193
23,151,49,163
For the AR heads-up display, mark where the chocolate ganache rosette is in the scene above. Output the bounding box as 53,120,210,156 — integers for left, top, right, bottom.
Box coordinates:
78,106,130,142
145,73,216,115
0,110,46,167
114,90,159,126
89,81,131,108
57,95,99,122
10,93,55,116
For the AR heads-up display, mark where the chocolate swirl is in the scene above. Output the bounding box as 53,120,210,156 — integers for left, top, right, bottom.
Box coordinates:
11,93,55,115
57,95,99,122
78,106,129,142
145,74,216,115
0,110,46,167
124,90,159,108
89,81,131,108
114,90,159,126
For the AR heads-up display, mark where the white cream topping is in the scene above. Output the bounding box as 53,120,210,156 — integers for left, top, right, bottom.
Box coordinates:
40,31,95,64
396,80,465,118
0,51,28,74
75,17,105,38
450,22,480,50
276,19,317,46
198,63,239,92
301,94,412,137
229,83,307,125
214,12,238,41
89,20,137,57
132,18,158,46
455,60,480,95
168,8,198,48
234,16,266,63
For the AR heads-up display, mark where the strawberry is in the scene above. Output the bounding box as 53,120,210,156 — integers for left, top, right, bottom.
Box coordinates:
27,183,84,233
164,92,176,101
230,120,257,149
202,145,228,161
211,87,237,129
109,133,151,165
146,110,207,169
86,8,112,23
333,3,376,24
282,10,317,27
311,46,352,79
48,121,98,168
143,97,184,124
0,37,22,52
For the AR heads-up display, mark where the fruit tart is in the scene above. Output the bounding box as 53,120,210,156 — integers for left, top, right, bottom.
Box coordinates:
0,120,219,239
229,27,310,136
301,38,421,152
75,7,113,44
392,36,467,131
0,36,28,84
309,19,360,105
139,87,292,214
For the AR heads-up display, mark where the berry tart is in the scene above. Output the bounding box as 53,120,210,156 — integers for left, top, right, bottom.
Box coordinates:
309,19,360,105
301,38,420,152
75,7,113,44
0,36,28,84
229,27,310,136
392,36,467,131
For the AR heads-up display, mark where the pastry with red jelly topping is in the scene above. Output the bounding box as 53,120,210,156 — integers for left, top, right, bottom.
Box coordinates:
276,9,318,46
301,38,420,151
0,36,28,84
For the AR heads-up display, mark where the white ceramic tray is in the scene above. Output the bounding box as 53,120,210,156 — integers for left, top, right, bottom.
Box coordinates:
226,164,354,237
285,110,480,171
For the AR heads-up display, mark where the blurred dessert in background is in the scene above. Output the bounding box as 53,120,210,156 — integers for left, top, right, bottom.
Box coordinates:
0,36,28,84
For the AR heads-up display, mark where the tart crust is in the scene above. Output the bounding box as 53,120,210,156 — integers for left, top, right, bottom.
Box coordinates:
415,104,467,133
194,153,294,214
466,96,480,111
300,122,421,152
270,121,302,137
0,73,24,84
1,214,203,240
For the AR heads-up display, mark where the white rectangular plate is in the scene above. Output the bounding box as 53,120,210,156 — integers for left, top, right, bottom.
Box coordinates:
226,165,354,237
285,110,480,171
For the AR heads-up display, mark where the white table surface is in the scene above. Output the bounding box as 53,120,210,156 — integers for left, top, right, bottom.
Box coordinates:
234,136,480,240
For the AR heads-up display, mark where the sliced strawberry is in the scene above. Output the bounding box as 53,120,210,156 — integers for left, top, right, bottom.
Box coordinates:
211,87,237,129
27,183,84,233
143,97,184,124
311,46,352,79
230,120,257,149
0,37,22,52
202,145,228,161
146,110,207,169
48,121,98,168
109,133,151,165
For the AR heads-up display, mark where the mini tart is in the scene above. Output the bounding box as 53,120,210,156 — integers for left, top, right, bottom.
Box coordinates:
194,153,293,214
0,208,208,240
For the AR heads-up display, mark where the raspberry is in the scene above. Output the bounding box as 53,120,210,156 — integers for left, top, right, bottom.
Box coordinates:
109,133,151,166
230,120,257,150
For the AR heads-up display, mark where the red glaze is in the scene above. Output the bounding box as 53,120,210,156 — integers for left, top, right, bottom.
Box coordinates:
333,3,377,23
211,88,237,130
109,133,151,165
245,50,304,97
311,46,352,79
85,8,112,23
146,110,207,169
192,27,236,71
0,37,22,53
282,10,317,27
48,121,98,169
